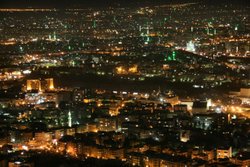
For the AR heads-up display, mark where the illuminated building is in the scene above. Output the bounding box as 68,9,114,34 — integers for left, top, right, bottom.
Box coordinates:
25,92,57,105
97,117,117,132
186,41,196,53
66,128,75,136
8,160,34,167
229,88,250,104
192,100,207,113
45,78,54,90
128,65,138,74
24,78,58,105
68,111,72,127
116,66,126,74
26,78,55,92
193,114,213,130
73,89,85,102
217,147,232,159
191,149,215,161
180,130,190,142
26,79,41,92
34,132,53,143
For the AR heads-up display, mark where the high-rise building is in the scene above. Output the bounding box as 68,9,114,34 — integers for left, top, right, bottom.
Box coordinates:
26,78,54,92
45,78,54,90
26,79,41,92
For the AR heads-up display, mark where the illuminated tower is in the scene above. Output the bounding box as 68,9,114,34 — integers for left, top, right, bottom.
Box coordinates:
68,111,72,127
53,32,56,40
93,20,96,28
27,79,41,92
172,51,176,61
214,29,217,35
206,27,210,35
191,26,194,32
145,26,150,42
45,78,54,90
139,25,142,32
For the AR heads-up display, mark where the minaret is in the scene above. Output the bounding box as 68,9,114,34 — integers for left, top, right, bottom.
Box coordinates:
191,26,194,32
53,32,56,40
68,111,72,127
145,26,150,42
206,27,210,35
93,20,96,28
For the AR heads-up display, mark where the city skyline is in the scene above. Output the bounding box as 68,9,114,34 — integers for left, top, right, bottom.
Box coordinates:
0,0,249,166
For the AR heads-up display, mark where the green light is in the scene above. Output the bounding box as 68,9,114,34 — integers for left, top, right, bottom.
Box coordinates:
53,32,56,39
172,51,176,60
167,55,172,61
93,20,96,28
206,28,210,35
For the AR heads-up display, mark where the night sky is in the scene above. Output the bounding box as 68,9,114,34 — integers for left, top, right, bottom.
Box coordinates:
0,0,248,8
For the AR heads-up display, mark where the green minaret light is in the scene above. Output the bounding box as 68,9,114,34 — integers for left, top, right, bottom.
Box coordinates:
206,27,210,35
214,29,217,35
167,52,172,61
172,51,176,60
53,32,56,40
93,20,96,28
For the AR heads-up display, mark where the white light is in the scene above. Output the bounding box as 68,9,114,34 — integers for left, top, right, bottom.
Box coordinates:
232,115,237,119
186,40,196,52
11,138,15,142
215,107,221,113
22,145,28,151
145,94,149,98
15,161,21,165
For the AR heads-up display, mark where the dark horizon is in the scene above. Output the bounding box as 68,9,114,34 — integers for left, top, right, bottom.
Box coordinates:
0,0,248,9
